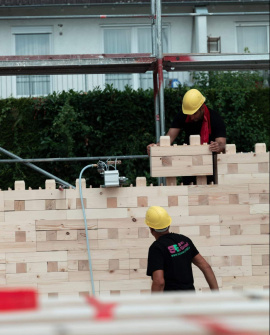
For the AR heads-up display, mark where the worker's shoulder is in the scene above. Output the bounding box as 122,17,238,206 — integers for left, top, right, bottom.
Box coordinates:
209,107,224,120
161,232,192,242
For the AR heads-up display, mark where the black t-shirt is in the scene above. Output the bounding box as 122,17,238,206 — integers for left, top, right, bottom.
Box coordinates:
170,107,226,144
146,233,199,291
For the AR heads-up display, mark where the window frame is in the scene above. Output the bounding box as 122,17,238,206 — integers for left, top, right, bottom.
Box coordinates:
11,26,53,97
235,21,269,53
101,23,170,90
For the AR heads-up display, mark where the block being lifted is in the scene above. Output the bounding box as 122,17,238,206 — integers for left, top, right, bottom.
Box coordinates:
150,135,213,178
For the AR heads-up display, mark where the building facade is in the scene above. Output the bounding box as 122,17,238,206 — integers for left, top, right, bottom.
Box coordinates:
0,0,269,98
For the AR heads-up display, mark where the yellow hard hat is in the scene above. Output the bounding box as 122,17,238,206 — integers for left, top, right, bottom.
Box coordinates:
145,206,172,230
182,89,206,115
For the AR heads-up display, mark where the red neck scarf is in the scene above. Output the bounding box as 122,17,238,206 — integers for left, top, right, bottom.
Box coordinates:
185,104,211,144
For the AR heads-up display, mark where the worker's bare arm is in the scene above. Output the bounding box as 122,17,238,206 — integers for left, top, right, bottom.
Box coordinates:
192,254,219,290
151,270,165,292
166,128,181,144
209,137,226,153
147,128,181,155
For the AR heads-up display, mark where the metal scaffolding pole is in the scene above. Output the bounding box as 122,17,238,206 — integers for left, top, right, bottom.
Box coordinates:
0,12,268,20
156,0,165,138
156,0,166,186
0,147,75,189
0,155,148,163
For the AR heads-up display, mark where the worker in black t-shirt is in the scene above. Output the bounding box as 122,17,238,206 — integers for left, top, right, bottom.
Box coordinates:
147,88,226,155
145,206,219,292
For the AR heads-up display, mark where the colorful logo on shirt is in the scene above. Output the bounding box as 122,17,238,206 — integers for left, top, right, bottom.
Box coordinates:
168,241,190,257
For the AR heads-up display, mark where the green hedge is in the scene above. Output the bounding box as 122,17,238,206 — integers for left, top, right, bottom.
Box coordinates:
0,73,269,190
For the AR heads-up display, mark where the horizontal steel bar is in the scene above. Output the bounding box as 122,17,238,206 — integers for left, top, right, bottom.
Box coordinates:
0,155,149,163
0,12,268,20
0,53,268,75
0,54,156,75
0,0,268,7
1,0,268,7
163,53,270,71
0,147,75,189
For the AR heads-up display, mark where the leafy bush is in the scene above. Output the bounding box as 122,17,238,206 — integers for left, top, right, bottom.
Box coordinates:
0,73,269,190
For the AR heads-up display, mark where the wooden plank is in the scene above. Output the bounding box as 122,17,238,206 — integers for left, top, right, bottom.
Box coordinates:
0,242,36,253
38,281,99,293
36,240,98,252
100,279,151,291
220,235,269,246
67,208,128,220
199,245,251,256
218,173,269,185
6,272,68,285
252,266,269,276
98,238,153,250
237,163,259,174
68,249,130,261
217,152,269,164
250,204,269,214
220,214,268,226
5,210,67,222
222,276,269,287
36,219,97,230
189,204,250,216
3,189,68,201
6,251,67,263
212,266,252,276
151,145,211,157
0,222,35,231
249,183,269,194
69,270,130,281
188,184,249,195
189,236,220,247
25,200,46,211
251,245,269,255
151,164,213,177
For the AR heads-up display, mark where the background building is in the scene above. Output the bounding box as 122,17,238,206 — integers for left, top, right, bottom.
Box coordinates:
0,0,269,98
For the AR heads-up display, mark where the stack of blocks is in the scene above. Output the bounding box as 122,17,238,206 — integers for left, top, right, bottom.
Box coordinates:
0,138,268,297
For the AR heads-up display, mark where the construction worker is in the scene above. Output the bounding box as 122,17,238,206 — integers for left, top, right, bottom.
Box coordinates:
145,206,219,292
147,88,226,155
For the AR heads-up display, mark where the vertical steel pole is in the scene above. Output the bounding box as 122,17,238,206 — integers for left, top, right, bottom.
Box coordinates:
153,70,160,144
156,0,166,185
156,0,165,137
151,0,156,57
151,0,160,143
152,0,161,185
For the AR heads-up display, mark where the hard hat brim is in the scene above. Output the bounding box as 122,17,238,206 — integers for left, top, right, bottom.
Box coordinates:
145,216,172,230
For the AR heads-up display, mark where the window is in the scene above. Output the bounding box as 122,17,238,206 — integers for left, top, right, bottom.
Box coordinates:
236,22,269,53
207,36,221,53
12,27,52,96
104,28,132,91
103,25,169,90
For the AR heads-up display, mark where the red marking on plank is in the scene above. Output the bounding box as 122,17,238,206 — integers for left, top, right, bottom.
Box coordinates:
100,15,107,18
86,296,117,320
186,316,258,335
0,289,38,312
163,55,193,62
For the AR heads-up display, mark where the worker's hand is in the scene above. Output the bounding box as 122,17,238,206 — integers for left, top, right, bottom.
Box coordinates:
209,141,220,153
147,143,158,156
